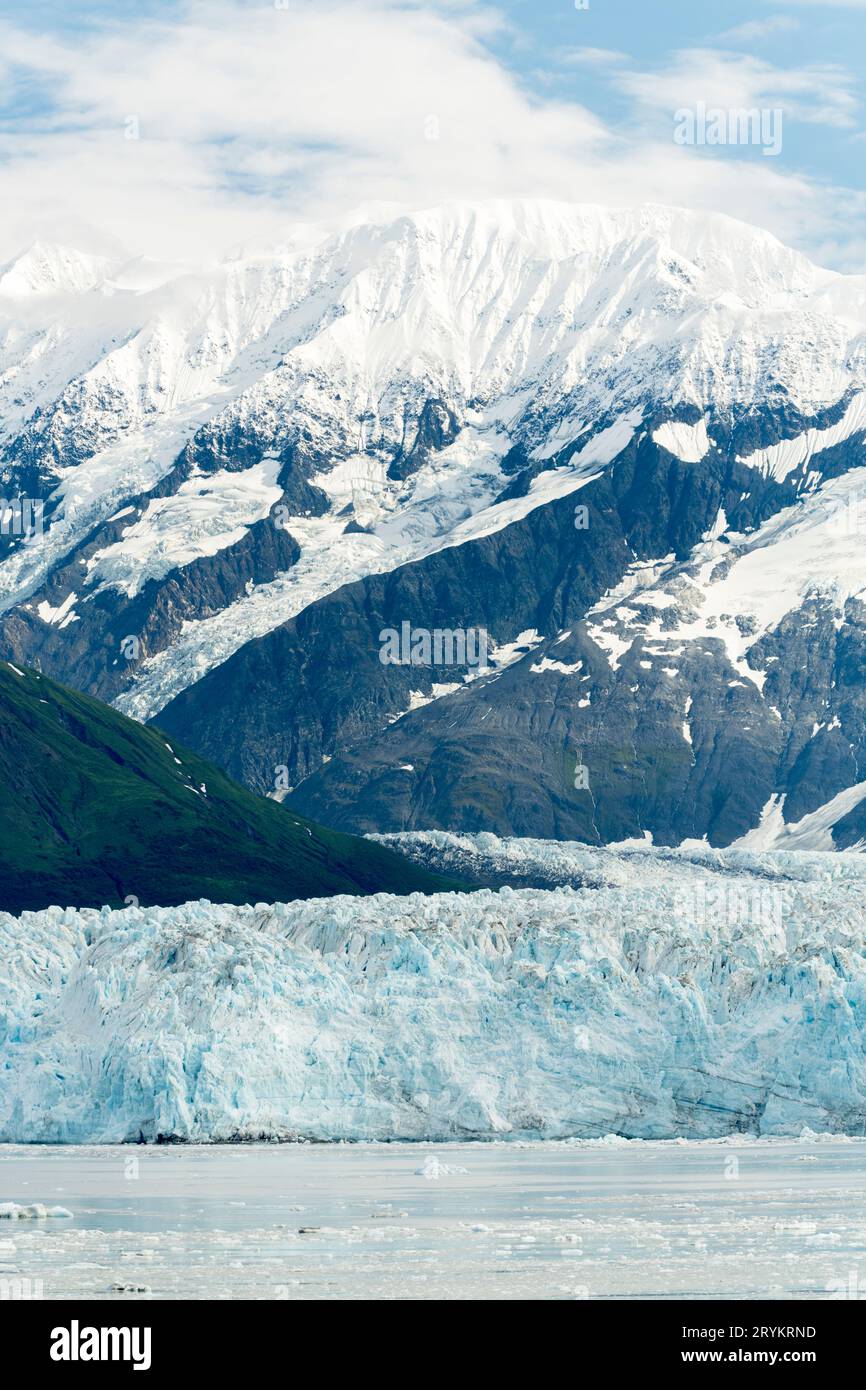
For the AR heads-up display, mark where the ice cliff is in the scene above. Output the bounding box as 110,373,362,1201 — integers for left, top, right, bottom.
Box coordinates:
2,842,865,1143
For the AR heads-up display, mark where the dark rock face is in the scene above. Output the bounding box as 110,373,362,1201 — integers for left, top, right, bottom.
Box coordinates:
388,399,460,481
0,511,300,703
280,626,776,845
282,595,866,848
752,597,866,822
4,382,866,851
152,403,866,847
155,472,630,793
0,408,335,697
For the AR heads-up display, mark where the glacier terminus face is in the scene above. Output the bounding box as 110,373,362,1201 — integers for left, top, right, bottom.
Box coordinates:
3,841,866,1145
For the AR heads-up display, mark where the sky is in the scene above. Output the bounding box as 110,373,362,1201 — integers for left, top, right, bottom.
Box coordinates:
0,0,864,270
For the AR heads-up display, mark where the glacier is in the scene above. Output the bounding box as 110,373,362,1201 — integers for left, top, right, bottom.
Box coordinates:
2,842,866,1144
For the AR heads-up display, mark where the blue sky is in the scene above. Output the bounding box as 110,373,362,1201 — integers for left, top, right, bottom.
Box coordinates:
495,1,865,192
0,0,863,269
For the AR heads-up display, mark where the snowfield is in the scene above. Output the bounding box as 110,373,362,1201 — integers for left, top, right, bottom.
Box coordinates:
2,843,865,1144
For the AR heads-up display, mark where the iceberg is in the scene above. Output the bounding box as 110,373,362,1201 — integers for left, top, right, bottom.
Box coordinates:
0,1202,73,1219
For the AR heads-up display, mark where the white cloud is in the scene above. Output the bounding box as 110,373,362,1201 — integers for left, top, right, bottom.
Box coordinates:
619,48,858,131
718,18,801,42
556,47,629,68
0,1,862,272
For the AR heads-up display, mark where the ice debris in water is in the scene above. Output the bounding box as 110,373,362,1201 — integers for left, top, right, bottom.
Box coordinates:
0,1202,73,1219
415,1156,470,1180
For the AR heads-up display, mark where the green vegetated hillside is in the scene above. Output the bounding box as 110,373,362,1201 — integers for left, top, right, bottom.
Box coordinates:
0,661,462,914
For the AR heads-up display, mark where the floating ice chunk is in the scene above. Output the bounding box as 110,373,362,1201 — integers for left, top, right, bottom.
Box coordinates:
415,1156,470,1180
0,1202,73,1219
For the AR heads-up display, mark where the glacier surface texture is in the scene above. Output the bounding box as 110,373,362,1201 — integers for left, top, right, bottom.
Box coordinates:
2,841,865,1144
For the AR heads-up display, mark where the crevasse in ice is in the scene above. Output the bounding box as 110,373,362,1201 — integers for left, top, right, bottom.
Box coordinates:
2,840,865,1144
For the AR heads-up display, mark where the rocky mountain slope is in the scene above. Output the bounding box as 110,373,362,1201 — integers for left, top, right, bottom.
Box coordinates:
0,661,458,914
2,201,866,847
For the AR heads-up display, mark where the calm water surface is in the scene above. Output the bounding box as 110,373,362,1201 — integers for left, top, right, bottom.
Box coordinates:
1,1138,864,1300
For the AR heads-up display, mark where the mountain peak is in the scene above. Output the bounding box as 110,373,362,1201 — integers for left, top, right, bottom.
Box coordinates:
0,240,116,298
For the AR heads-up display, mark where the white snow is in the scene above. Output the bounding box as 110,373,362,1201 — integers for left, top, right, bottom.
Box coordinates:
738,392,866,482
585,621,633,671
530,657,583,675
37,592,79,627
112,426,535,720
581,463,866,693
485,629,543,670
392,685,463,722
652,417,711,463
86,461,283,597
531,410,642,464
0,242,115,299
732,782,866,852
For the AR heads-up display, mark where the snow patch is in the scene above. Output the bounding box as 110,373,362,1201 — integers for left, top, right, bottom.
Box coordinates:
652,417,711,463
738,393,866,482
86,461,283,598
733,783,866,852
37,593,78,627
530,657,583,675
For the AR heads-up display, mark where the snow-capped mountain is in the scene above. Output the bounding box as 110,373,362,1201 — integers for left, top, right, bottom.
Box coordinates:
3,841,866,1142
2,200,866,848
